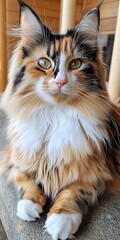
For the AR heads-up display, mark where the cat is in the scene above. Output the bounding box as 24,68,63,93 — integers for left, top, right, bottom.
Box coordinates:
1,0,120,239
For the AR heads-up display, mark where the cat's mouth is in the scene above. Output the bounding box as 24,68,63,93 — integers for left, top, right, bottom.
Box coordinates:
51,85,68,96
48,87,69,103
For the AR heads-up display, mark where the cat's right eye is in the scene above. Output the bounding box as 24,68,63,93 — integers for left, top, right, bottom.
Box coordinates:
37,58,52,70
69,59,82,70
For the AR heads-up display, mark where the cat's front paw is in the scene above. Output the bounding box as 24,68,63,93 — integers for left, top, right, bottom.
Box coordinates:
44,213,82,240
17,199,43,221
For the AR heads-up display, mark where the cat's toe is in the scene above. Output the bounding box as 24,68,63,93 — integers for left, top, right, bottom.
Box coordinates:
44,213,82,240
17,199,43,221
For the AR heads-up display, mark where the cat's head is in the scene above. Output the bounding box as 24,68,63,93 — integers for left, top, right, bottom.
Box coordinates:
3,0,108,117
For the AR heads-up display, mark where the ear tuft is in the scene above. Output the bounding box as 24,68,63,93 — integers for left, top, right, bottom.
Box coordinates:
17,1,45,46
74,6,100,47
96,0,104,9
17,0,26,7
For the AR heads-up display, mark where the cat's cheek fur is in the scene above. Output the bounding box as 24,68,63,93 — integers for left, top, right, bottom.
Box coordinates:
44,213,82,240
35,80,55,104
17,199,43,221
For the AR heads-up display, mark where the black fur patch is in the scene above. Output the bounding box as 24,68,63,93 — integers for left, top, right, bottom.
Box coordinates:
75,41,97,62
13,66,26,90
54,62,59,78
20,188,25,199
9,164,14,170
82,65,102,92
48,29,73,45
80,189,92,196
48,47,60,78
36,67,46,74
22,47,29,58
76,197,89,214
38,182,43,190
103,117,120,174
82,65,95,75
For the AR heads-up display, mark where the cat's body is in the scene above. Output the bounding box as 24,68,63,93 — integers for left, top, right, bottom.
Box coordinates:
1,0,120,239
5,104,112,198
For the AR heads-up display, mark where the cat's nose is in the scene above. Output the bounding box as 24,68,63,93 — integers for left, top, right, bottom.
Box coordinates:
55,79,67,87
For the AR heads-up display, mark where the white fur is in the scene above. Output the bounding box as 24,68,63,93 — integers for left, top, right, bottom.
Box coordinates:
8,47,22,82
17,199,43,221
9,105,108,168
48,53,76,84
21,7,42,43
34,74,55,104
76,8,98,45
44,213,82,240
54,53,66,83
50,53,78,87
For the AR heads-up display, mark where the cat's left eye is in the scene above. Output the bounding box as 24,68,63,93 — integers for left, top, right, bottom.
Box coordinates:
37,58,52,70
69,59,82,70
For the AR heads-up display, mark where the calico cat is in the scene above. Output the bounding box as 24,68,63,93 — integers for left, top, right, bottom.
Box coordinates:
1,0,120,239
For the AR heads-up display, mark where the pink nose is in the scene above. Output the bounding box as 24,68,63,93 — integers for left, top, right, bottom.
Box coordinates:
56,80,67,87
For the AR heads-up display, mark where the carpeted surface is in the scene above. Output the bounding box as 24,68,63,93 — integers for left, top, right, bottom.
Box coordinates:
0,220,7,240
0,106,120,240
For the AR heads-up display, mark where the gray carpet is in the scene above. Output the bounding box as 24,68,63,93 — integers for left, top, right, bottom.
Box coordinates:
0,220,7,240
0,106,120,240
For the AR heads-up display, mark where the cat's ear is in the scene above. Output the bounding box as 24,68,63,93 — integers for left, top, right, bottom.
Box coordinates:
17,0,46,45
74,4,101,47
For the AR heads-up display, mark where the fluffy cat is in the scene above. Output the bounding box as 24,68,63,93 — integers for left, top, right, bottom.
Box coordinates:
1,0,120,239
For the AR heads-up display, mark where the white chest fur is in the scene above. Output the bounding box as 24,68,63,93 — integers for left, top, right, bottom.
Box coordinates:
9,105,108,167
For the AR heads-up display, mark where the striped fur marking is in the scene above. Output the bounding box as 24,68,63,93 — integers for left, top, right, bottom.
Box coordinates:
14,66,26,90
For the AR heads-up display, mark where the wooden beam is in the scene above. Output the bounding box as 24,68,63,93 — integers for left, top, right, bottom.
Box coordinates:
0,0,7,92
60,0,77,34
108,0,120,101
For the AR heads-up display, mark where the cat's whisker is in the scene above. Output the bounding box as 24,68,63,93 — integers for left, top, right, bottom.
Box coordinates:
49,19,57,32
74,90,120,146
72,92,118,148
80,87,120,116
69,91,101,144
72,93,119,150
40,86,118,139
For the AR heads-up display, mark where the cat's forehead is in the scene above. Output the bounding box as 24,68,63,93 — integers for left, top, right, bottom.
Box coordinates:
31,34,74,59
49,35,73,56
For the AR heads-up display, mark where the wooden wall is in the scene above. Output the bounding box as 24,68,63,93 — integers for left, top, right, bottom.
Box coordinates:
76,0,119,34
7,0,61,32
6,0,119,57
7,0,119,34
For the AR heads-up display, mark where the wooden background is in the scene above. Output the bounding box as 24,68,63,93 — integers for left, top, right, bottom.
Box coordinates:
6,0,119,57
7,0,119,33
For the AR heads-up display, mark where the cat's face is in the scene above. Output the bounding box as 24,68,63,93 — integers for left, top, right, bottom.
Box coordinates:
5,1,107,116
18,34,98,105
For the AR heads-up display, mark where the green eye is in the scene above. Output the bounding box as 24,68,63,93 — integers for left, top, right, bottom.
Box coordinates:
38,58,51,70
69,59,82,70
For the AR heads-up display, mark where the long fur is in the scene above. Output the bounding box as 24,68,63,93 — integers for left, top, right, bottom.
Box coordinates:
0,1,120,239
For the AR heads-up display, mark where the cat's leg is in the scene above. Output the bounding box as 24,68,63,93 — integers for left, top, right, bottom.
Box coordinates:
45,181,104,240
15,172,46,221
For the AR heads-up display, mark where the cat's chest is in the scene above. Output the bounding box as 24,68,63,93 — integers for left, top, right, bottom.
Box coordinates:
10,106,107,165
